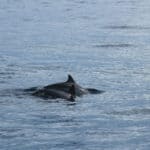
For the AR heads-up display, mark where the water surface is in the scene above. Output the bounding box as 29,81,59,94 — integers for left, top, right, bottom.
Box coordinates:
0,0,150,149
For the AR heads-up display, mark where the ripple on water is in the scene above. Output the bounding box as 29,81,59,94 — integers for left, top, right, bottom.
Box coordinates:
108,108,150,117
104,25,150,30
93,43,134,48
0,127,24,139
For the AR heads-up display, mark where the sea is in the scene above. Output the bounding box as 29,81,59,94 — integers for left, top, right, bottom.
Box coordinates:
0,0,150,149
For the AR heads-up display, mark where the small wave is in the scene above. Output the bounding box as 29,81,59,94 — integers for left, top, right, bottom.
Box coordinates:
104,25,150,30
0,128,24,139
0,71,15,75
93,43,133,48
109,108,150,116
0,89,27,98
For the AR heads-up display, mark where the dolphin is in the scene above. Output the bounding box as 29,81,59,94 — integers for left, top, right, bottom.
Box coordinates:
44,75,104,96
32,84,76,101
25,74,104,100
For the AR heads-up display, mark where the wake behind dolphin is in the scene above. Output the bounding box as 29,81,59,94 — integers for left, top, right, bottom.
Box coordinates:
25,75,104,101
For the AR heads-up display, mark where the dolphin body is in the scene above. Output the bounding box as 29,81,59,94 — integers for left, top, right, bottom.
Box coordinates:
32,84,76,101
25,75,104,101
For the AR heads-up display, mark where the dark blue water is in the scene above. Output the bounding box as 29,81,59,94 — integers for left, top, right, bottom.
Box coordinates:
0,0,150,149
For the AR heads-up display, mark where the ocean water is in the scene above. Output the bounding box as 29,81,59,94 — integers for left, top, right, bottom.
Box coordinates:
0,0,150,149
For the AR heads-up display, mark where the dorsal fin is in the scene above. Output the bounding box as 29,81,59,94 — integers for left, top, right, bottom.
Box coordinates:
66,74,75,83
